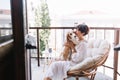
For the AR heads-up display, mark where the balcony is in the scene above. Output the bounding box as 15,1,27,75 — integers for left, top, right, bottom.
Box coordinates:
27,26,120,80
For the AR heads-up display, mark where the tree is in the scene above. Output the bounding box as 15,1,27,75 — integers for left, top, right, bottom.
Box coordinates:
35,0,51,52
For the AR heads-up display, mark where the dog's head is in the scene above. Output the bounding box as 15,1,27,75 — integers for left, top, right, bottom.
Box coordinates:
67,31,79,45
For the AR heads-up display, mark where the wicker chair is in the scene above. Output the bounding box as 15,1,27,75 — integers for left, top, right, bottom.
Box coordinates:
64,39,110,80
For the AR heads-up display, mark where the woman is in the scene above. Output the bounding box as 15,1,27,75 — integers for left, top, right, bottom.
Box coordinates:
44,23,90,80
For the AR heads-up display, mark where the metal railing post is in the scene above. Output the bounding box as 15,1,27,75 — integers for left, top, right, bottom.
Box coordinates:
37,29,40,66
114,29,119,80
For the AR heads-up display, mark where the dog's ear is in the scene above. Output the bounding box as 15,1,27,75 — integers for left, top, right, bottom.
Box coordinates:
67,33,71,42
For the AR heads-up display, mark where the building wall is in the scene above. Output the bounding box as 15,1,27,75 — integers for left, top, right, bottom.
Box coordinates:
0,9,11,27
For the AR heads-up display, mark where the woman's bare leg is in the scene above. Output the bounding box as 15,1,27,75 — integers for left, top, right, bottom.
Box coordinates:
44,77,52,80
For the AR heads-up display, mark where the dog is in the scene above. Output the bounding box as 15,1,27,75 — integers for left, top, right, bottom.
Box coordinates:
60,31,79,61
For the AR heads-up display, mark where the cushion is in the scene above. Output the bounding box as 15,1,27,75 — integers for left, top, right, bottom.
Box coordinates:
70,55,103,71
93,39,102,48
87,39,110,57
70,57,94,70
87,39,94,48
69,39,110,71
99,40,109,49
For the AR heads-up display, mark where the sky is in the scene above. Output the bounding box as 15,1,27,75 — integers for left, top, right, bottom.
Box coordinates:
0,0,11,9
1,0,120,17
0,0,120,15
47,0,120,16
1,0,120,27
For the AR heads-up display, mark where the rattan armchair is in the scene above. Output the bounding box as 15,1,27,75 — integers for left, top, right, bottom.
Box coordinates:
64,39,110,80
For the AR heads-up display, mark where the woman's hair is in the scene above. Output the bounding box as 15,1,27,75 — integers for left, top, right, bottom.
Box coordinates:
76,23,89,36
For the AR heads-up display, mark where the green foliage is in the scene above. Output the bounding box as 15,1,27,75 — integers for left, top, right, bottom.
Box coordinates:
34,0,51,52
40,39,45,52
40,29,50,52
35,6,42,27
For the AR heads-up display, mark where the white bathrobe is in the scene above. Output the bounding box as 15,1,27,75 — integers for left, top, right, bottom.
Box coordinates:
44,40,88,80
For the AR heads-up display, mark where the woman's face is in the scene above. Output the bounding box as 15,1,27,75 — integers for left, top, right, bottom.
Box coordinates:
75,29,84,40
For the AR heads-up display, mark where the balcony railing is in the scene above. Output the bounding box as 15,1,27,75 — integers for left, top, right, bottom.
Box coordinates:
0,27,12,36
29,26,120,80
0,27,13,44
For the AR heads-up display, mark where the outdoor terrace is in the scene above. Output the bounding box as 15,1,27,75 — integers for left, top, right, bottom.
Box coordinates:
27,26,120,80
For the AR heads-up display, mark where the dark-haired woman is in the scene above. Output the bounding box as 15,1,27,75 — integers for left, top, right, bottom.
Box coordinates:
44,24,90,80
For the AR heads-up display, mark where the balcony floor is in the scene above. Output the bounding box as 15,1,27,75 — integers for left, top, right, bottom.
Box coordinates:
31,58,113,80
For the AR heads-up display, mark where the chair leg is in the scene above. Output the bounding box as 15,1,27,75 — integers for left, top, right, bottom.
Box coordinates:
75,77,79,80
90,73,96,80
63,78,66,80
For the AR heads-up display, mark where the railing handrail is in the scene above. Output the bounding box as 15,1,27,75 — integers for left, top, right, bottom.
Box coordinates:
0,27,12,29
0,39,13,47
29,26,120,30
0,35,13,43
